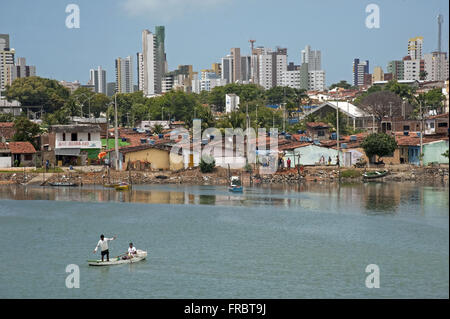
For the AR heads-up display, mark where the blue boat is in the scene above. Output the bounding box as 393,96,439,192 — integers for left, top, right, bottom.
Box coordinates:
228,176,243,192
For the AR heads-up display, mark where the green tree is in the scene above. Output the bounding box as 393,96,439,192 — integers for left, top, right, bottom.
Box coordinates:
43,107,70,125
152,124,163,135
12,117,41,148
361,133,397,163
199,156,215,173
0,113,14,122
329,80,352,90
5,76,70,113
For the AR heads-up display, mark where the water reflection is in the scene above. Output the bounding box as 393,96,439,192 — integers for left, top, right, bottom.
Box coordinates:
0,182,448,216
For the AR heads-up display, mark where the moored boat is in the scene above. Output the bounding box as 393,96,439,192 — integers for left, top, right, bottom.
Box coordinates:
104,183,120,188
363,170,389,179
87,249,147,266
228,176,243,192
48,182,78,187
114,182,131,191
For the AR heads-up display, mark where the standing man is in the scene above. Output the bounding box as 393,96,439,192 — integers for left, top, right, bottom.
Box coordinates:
93,234,117,262
287,158,291,169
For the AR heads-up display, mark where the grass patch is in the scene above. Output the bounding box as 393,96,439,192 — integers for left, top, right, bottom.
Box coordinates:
102,139,130,149
31,167,65,173
340,169,362,178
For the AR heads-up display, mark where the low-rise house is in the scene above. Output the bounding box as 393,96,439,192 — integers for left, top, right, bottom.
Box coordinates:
306,122,330,140
395,132,449,165
302,101,371,130
0,142,37,167
51,124,102,166
109,143,183,171
425,113,449,136
0,142,11,168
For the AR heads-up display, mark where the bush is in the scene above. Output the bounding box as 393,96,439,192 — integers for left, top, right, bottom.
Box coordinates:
199,156,215,173
340,169,362,178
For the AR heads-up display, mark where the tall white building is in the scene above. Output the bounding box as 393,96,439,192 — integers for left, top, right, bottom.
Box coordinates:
115,56,134,93
301,45,321,71
136,52,144,92
89,66,106,94
6,57,36,86
300,45,326,90
281,69,301,89
308,70,326,91
352,59,369,86
221,55,233,84
141,27,166,97
225,93,240,113
254,47,287,89
408,36,424,60
0,34,15,94
424,52,449,82
141,29,156,96
403,59,422,81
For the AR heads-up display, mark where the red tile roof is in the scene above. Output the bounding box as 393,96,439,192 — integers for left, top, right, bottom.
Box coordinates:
427,113,449,120
7,142,36,154
0,122,14,128
306,122,329,128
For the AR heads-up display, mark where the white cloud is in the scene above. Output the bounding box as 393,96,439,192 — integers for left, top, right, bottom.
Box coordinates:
122,0,229,19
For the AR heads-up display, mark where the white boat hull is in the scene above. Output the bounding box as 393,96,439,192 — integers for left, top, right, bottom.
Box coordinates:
88,250,147,266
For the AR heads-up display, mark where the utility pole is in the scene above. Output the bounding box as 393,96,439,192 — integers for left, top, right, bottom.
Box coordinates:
419,100,423,167
246,102,249,131
336,101,340,150
114,92,119,170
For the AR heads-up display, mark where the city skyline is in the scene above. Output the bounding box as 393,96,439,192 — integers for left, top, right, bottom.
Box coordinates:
0,0,449,86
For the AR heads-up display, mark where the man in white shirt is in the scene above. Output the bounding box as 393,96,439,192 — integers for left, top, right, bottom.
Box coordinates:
93,234,117,261
127,242,137,259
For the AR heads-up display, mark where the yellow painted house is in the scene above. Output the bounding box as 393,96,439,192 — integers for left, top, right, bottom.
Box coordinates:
117,144,184,171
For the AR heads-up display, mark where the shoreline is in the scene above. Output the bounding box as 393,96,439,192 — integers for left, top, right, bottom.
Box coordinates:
0,164,448,186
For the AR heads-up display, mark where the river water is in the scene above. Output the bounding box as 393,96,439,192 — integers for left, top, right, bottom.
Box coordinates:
0,182,448,298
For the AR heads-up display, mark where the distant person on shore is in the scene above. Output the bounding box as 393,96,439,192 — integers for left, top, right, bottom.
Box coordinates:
45,160,49,171
93,234,117,262
336,155,340,167
287,158,291,169
320,155,325,165
328,156,332,165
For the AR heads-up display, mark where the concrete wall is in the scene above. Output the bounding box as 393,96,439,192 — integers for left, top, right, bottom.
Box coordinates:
123,148,184,171
0,156,11,168
423,140,449,165
284,145,343,166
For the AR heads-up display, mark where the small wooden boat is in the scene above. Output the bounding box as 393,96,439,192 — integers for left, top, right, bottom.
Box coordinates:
48,182,79,187
114,182,131,191
228,176,243,192
103,183,120,188
88,250,147,266
363,170,389,179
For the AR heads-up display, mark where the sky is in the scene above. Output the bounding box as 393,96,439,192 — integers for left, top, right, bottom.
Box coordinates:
1,0,449,86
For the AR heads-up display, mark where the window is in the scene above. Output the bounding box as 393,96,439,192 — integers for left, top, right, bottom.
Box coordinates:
318,130,325,137
71,133,77,141
24,154,32,161
403,125,410,131
62,133,66,141
438,122,448,128
88,133,91,141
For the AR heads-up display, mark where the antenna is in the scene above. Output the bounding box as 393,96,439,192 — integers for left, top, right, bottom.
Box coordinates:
249,39,256,53
437,14,443,52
